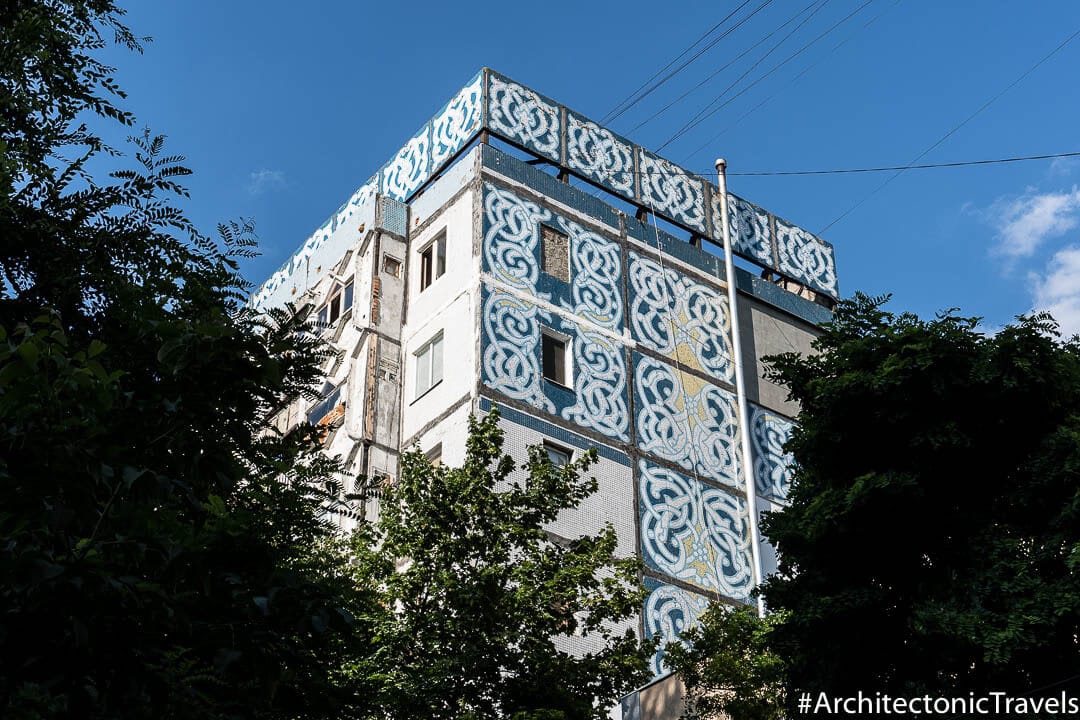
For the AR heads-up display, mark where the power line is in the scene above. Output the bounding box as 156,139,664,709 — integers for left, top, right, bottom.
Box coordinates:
627,0,827,135
658,0,834,152
726,150,1080,176
661,0,878,151
604,0,777,126
600,0,753,124
818,25,1080,235
685,0,903,156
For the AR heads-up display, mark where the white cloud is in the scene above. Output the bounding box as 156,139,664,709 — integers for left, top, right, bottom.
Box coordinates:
991,187,1080,259
247,168,286,196
1030,245,1080,336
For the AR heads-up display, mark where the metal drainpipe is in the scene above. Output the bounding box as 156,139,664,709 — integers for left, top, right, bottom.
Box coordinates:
716,158,766,618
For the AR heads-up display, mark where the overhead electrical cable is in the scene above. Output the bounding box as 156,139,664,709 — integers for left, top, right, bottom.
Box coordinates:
726,150,1080,176
628,0,828,134
656,0,834,151
818,25,1080,235
600,0,754,124
604,0,777,125
659,0,878,151
685,0,902,156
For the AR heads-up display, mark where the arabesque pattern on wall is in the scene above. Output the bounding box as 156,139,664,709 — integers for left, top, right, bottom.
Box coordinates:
639,459,753,599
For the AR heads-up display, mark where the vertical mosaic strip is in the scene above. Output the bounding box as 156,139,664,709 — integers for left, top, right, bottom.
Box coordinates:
627,250,734,383
750,404,795,503
381,126,431,201
640,459,753,600
481,287,553,412
486,71,561,162
643,579,712,676
634,354,740,487
775,216,839,297
430,72,483,168
566,110,636,198
637,149,708,235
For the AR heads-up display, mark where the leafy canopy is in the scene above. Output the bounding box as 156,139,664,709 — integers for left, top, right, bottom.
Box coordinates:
668,294,1080,719
1,2,376,717
350,410,654,720
759,294,1080,702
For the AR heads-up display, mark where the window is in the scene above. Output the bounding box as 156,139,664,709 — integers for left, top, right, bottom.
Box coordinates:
419,230,446,291
319,280,353,328
383,254,402,278
540,225,569,282
414,332,444,398
541,329,571,387
544,441,571,468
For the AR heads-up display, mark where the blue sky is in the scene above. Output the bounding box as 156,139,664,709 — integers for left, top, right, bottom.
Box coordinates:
98,1,1080,333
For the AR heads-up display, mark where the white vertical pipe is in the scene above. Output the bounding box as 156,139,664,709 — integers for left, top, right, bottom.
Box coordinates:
716,158,766,618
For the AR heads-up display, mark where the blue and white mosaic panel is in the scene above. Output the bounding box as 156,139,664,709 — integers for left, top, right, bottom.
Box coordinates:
566,110,636,198
712,192,774,268
643,579,712,677
750,404,795,503
480,286,630,442
775,217,839,297
381,126,431,201
637,150,707,235
487,71,561,162
482,184,546,293
430,72,483,168
482,184,623,330
640,460,753,600
628,250,734,383
634,354,740,486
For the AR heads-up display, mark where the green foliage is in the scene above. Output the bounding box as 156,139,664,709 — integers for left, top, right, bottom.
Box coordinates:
349,410,654,720
664,605,787,720
0,2,376,717
759,292,1080,703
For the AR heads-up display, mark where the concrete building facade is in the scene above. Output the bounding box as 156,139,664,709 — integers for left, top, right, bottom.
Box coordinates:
252,69,839,715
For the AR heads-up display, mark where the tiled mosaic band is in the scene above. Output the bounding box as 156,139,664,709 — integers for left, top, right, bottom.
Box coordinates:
251,68,838,308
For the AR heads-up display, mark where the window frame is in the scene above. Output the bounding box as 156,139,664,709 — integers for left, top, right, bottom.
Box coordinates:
540,327,573,389
419,229,447,292
414,330,445,400
319,278,354,328
543,441,572,468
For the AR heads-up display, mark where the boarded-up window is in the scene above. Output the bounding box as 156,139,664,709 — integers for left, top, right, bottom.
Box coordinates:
541,225,569,282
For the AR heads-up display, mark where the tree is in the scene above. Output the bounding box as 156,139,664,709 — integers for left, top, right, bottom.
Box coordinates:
349,409,654,720
1,2,376,717
757,293,1080,703
663,605,786,720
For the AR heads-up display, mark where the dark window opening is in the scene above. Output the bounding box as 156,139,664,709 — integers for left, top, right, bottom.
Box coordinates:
542,331,569,387
420,231,447,291
544,442,571,468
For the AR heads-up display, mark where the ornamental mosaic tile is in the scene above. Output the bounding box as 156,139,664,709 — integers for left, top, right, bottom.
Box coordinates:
487,72,561,162
566,110,636,198
775,217,839,297
634,353,740,487
637,150,708,235
628,250,734,383
381,126,431,201
750,404,795,503
643,579,712,677
480,285,630,442
481,183,623,330
711,192,774,267
639,459,753,600
430,72,483,168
